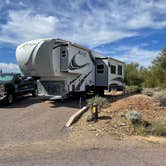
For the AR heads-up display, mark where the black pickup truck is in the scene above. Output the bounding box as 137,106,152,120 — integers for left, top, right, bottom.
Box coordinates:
0,74,37,105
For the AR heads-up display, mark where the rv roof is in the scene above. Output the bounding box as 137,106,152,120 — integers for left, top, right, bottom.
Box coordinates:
32,38,125,64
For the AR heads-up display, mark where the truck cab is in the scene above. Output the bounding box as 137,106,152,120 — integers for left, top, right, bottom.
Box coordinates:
0,74,37,105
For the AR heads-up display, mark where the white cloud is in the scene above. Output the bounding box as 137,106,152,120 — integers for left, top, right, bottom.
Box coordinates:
0,7,138,47
0,10,59,44
0,0,166,47
0,62,19,72
0,0,165,68
112,46,160,67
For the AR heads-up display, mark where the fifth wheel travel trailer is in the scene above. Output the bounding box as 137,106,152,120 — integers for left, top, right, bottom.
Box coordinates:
16,39,125,99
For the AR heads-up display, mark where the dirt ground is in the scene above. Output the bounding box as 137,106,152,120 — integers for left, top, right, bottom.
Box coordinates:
0,96,80,144
71,94,166,138
0,95,166,165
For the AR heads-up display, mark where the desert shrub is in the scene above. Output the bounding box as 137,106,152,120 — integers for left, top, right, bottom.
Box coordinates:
125,111,142,124
142,88,155,96
131,121,166,137
125,86,142,94
133,124,147,135
87,96,108,108
150,121,166,136
153,91,166,106
153,87,163,91
86,112,95,122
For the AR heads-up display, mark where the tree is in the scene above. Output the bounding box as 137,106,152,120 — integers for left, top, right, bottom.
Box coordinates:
151,48,166,88
124,63,143,86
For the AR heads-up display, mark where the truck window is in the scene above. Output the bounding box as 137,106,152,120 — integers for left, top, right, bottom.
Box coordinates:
118,65,122,75
111,65,116,74
97,64,104,73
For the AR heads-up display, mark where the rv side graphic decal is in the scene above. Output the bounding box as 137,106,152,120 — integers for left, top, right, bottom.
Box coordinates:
69,51,90,70
76,71,92,90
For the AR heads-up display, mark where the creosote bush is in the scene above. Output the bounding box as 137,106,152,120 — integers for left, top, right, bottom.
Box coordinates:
87,96,108,108
153,91,166,106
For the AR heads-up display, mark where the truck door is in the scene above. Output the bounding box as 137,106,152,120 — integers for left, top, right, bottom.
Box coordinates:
95,58,108,87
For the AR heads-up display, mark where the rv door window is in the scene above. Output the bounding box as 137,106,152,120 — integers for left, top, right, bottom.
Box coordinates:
97,64,104,73
118,65,122,75
111,65,116,74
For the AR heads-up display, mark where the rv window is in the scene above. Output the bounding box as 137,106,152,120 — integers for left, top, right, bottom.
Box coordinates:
111,65,116,74
97,65,104,70
97,64,104,73
62,50,66,54
61,47,67,57
118,65,122,75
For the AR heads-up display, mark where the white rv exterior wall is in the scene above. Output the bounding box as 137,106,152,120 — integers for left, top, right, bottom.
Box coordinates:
108,58,125,88
67,45,95,92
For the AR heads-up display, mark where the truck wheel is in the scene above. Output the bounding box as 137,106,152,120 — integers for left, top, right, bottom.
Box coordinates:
6,94,14,105
32,88,38,97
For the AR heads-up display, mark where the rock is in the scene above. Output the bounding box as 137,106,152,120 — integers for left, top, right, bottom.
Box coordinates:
118,123,127,126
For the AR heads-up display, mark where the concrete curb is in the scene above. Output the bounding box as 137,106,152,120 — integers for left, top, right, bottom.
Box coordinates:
65,106,89,127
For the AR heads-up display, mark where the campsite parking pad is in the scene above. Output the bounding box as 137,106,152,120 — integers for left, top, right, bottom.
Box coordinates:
0,96,80,144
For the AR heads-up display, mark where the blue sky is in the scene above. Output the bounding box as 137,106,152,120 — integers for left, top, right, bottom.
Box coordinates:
0,0,166,72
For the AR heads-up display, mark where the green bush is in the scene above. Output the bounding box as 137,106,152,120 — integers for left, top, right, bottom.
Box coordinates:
153,91,166,106
131,120,166,137
150,121,166,136
125,86,142,94
87,95,108,108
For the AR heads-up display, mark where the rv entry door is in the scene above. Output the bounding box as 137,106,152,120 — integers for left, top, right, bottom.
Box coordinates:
95,58,108,87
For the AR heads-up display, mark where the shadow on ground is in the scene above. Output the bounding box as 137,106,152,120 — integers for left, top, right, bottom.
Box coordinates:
0,96,45,109
98,116,112,120
0,92,138,109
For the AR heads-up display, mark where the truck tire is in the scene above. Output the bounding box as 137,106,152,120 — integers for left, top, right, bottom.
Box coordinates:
6,93,14,105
